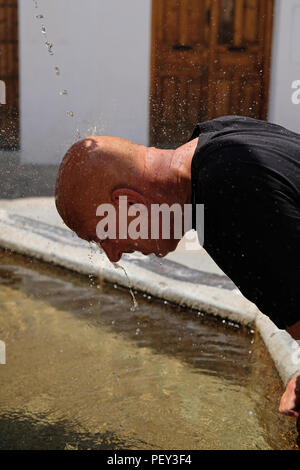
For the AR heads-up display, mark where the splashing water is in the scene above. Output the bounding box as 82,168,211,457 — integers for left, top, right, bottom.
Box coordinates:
155,239,164,259
98,263,105,291
32,3,80,136
112,263,138,312
40,24,54,56
74,129,81,141
45,40,54,56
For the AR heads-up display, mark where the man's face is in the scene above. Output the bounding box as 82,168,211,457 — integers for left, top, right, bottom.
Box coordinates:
75,205,181,263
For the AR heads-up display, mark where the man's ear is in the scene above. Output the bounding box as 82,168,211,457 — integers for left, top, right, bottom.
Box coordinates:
112,188,148,207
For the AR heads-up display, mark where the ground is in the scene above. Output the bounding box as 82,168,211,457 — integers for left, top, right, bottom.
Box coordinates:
0,151,58,199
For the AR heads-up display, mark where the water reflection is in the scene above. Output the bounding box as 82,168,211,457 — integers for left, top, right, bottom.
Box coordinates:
0,259,251,383
0,251,297,450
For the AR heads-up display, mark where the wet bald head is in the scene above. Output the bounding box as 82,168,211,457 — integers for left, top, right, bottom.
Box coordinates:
55,135,196,260
55,136,147,236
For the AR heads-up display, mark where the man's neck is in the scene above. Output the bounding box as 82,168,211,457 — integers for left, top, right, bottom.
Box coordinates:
170,138,198,203
144,139,198,206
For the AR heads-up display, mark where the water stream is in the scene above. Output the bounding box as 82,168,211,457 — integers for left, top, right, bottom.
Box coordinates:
33,0,76,128
112,262,139,312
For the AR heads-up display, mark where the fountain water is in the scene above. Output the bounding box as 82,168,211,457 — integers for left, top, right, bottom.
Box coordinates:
112,263,138,312
33,1,75,126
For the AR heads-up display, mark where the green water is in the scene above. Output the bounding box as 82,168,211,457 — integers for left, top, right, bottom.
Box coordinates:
0,250,297,450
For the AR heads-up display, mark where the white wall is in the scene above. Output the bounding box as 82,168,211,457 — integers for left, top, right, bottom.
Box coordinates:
269,0,300,133
19,0,152,164
20,0,300,165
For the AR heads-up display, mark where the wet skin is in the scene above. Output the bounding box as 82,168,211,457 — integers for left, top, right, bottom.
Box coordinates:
55,135,300,419
55,136,197,263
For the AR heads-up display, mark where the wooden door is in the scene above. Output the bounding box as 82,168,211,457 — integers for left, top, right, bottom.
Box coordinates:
150,0,274,148
150,0,211,148
0,0,19,150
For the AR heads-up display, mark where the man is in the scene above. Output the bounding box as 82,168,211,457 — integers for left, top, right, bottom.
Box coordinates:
55,115,300,418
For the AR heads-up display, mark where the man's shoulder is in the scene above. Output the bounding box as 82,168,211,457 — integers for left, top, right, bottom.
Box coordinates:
191,115,262,134
190,115,294,142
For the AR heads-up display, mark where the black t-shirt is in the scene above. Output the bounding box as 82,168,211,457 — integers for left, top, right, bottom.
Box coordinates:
190,115,300,329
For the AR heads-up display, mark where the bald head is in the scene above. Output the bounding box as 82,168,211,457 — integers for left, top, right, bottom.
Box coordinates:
55,136,147,236
55,135,195,260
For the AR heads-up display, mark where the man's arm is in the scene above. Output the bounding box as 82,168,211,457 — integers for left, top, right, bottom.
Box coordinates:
279,321,300,418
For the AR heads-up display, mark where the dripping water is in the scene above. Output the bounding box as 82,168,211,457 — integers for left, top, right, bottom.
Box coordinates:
33,2,77,135
155,239,164,266
112,263,138,312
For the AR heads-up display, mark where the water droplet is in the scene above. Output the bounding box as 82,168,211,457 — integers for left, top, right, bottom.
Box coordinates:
54,66,60,76
36,14,44,19
135,328,140,335
66,111,74,117
45,40,54,55
59,89,68,96
41,25,46,34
